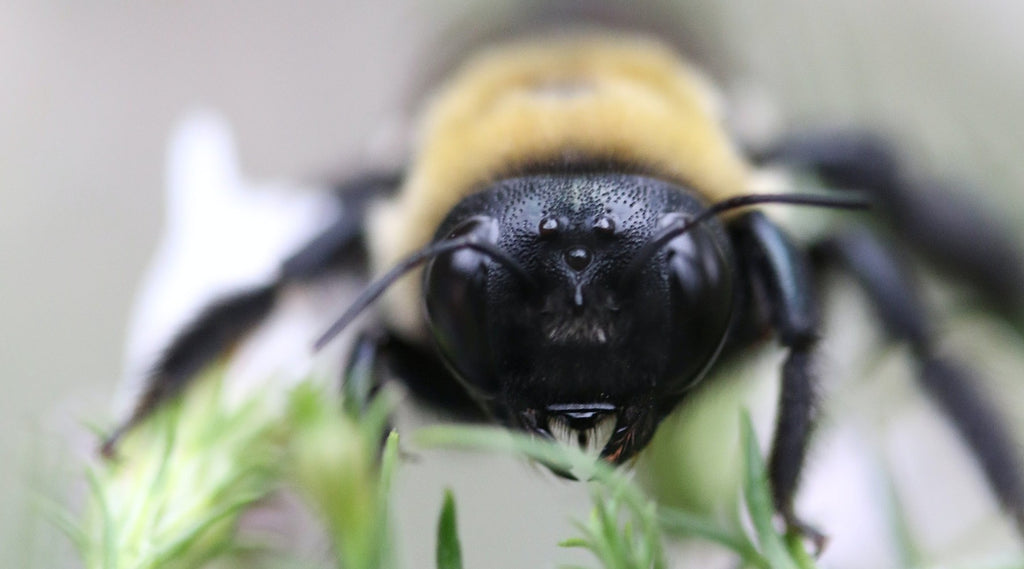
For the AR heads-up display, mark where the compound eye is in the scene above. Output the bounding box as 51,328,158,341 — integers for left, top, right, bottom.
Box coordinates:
663,224,734,389
424,216,500,398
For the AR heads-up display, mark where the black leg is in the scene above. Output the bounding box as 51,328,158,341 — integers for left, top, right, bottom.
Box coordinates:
341,330,486,429
730,211,824,546
814,229,1024,536
761,130,1024,328
380,334,487,422
102,171,401,455
342,331,388,419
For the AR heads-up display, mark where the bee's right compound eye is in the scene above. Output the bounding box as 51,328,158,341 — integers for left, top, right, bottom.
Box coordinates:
424,216,501,400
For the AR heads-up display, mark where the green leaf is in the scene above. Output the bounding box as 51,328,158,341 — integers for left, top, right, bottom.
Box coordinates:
437,489,463,569
35,496,88,552
658,507,765,565
84,467,116,569
740,412,801,569
879,456,924,569
784,531,819,569
416,424,669,569
374,430,401,567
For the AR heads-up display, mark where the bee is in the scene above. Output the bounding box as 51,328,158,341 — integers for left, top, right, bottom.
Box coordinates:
103,32,1024,545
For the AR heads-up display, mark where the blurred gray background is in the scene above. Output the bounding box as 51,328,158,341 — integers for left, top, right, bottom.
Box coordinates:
3,1,1023,567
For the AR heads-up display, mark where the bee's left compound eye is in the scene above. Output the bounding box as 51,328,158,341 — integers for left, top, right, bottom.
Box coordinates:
424,216,502,400
660,220,735,390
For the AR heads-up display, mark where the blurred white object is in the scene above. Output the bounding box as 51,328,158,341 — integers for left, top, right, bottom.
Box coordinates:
115,110,344,415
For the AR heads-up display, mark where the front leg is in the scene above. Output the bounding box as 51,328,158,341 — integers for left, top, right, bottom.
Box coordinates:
730,211,825,548
343,327,487,423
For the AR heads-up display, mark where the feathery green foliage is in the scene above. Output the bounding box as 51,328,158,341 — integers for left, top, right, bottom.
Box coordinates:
414,414,819,569
79,368,286,569
64,363,1021,569
72,368,395,569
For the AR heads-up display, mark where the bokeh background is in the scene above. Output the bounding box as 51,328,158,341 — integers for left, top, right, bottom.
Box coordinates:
3,1,1023,567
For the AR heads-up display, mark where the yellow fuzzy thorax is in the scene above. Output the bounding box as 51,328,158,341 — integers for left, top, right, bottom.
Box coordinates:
368,34,752,337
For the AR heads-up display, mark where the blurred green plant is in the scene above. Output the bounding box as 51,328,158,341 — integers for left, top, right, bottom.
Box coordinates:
71,368,287,569
62,357,819,569
61,367,398,569
61,361,1022,569
288,385,399,569
414,415,816,569
436,490,463,569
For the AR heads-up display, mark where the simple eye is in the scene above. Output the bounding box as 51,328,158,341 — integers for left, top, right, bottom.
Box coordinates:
539,216,560,237
593,215,615,235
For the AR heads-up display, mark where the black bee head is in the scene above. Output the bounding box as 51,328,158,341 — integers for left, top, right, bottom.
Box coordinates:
313,170,863,467
423,172,737,464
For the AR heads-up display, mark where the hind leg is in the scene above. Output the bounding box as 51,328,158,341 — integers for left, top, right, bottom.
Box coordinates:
813,228,1024,536
761,130,1024,326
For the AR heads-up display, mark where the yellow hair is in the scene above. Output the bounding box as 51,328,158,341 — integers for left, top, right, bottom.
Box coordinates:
368,34,752,337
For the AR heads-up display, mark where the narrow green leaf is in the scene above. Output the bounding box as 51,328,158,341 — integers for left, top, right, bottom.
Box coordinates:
379,431,401,497
437,489,463,569
740,412,800,569
85,467,116,569
594,496,622,561
784,531,819,569
375,430,401,569
417,424,670,569
414,425,576,475
879,457,923,569
149,494,258,566
658,508,765,566
35,496,88,552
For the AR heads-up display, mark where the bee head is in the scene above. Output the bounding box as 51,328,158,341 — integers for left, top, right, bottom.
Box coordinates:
315,171,864,467
423,172,736,464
